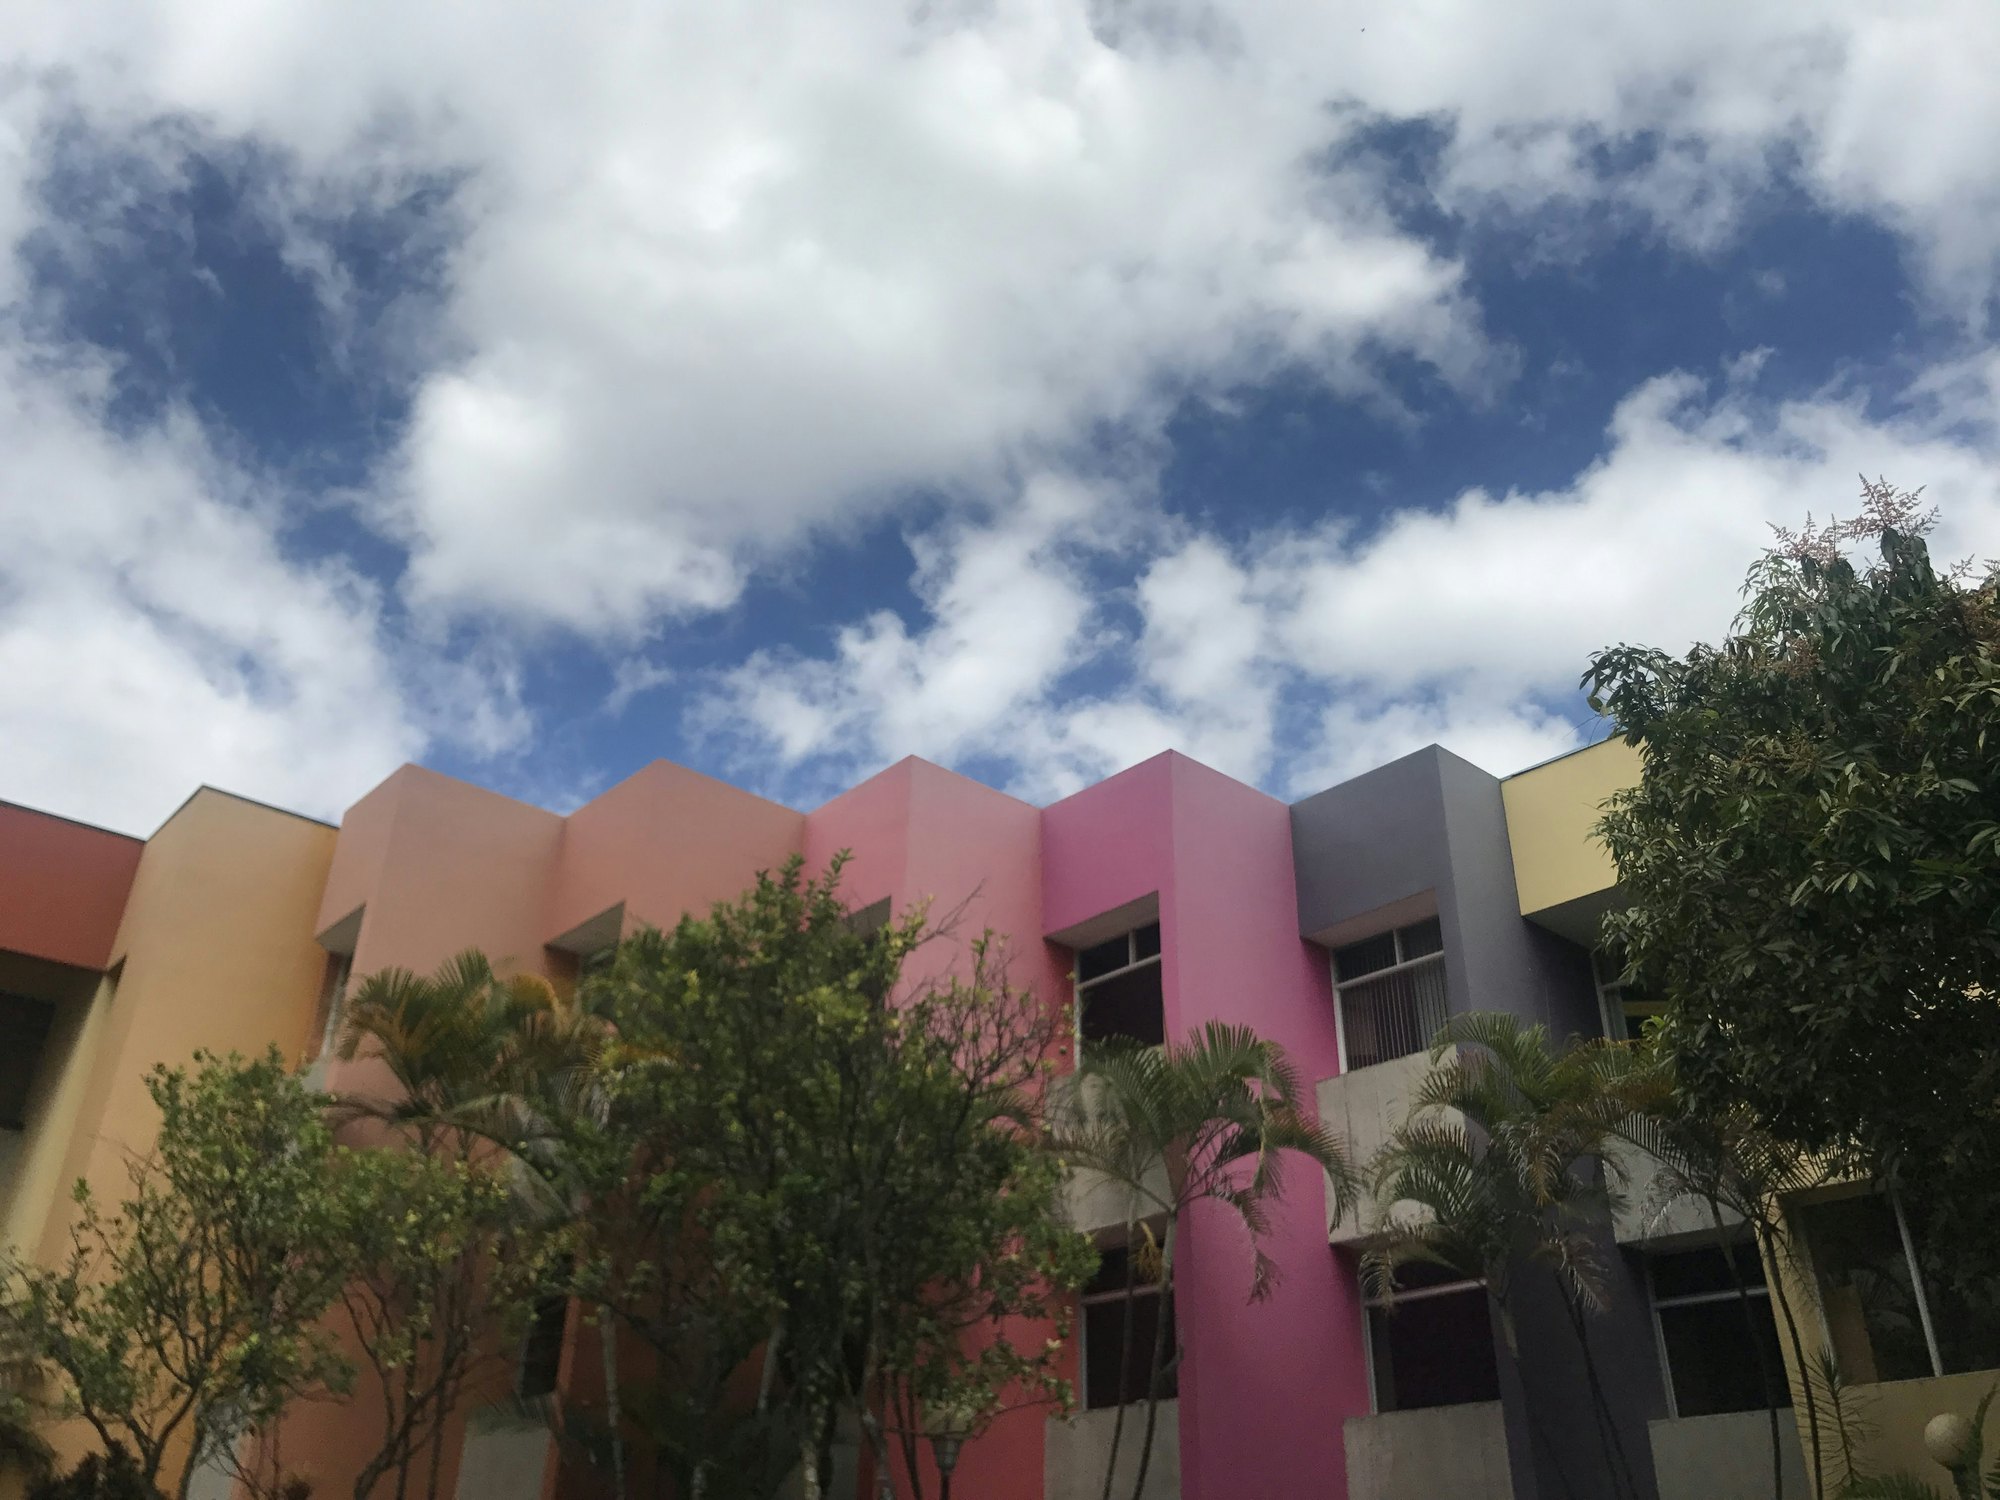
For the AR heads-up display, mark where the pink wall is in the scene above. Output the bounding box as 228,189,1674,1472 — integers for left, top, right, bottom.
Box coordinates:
547,759,805,941
805,759,1070,1500
1040,753,1366,1500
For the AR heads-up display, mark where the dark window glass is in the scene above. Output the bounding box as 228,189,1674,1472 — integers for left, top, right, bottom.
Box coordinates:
1398,917,1444,962
1133,922,1162,960
1802,1196,1933,1384
1367,1286,1499,1412
0,994,56,1130
1080,963,1164,1047
1658,1295,1788,1416
1333,932,1398,983
843,898,892,938
1083,1292,1176,1408
516,1291,570,1399
1650,1244,1768,1300
1078,935,1132,984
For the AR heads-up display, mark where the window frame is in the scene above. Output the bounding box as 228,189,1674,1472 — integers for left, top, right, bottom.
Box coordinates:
1799,1187,1951,1382
1360,1269,1493,1415
1644,1239,1785,1419
1332,918,1447,1073
1592,948,1663,1043
1078,1238,1176,1411
1073,922,1164,1055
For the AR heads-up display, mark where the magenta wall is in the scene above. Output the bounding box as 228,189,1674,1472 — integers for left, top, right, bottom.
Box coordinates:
1041,753,1368,1499
805,758,1070,1500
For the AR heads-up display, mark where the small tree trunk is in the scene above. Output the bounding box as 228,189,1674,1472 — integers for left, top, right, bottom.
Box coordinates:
600,1315,628,1500
1098,1221,1141,1500
1760,1218,1825,1500
1126,1226,1176,1500
800,1422,823,1500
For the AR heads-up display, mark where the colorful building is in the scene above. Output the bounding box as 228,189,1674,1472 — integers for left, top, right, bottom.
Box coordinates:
1,740,1993,1499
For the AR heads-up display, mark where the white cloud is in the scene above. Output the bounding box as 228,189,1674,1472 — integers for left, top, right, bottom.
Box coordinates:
0,342,425,833
703,358,2000,800
5,0,2000,824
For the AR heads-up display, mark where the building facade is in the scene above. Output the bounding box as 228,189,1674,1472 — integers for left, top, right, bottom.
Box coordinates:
1,740,1993,1499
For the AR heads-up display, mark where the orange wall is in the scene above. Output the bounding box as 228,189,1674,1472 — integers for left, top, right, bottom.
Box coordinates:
0,802,143,971
13,790,337,1493
548,758,804,941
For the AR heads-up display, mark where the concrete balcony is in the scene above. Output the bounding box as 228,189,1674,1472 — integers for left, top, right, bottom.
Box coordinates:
1649,1410,1808,1500
1046,1400,1179,1500
1607,1138,1743,1246
456,1402,555,1500
1316,1050,1439,1243
1344,1402,1512,1500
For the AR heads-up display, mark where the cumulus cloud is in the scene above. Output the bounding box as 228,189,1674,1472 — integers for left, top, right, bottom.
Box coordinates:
704,358,2000,800
5,0,2000,823
0,344,424,833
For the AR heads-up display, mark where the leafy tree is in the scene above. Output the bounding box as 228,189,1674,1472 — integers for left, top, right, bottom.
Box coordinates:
585,857,1089,1500
329,1150,559,1500
1586,480,2000,1293
26,1445,161,1500
3,1051,357,1500
1365,1014,1645,1500
330,953,607,1500
1051,1021,1349,1500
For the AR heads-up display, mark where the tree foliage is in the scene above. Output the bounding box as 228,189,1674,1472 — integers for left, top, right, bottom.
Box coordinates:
1585,479,2000,1278
1052,1020,1348,1500
3,1051,356,1500
580,856,1090,1500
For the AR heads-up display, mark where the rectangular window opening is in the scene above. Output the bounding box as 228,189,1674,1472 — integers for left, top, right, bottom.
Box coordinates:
1363,1261,1499,1413
1334,917,1447,1071
1076,922,1164,1050
1592,948,1662,1043
1801,1192,2000,1383
1081,1243,1178,1410
1648,1240,1789,1417
0,992,57,1130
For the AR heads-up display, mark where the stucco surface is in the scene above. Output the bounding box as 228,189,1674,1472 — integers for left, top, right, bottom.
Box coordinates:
1649,1411,1808,1500
1499,739,1640,920
1344,1403,1514,1500
1045,1403,1179,1500
0,802,142,970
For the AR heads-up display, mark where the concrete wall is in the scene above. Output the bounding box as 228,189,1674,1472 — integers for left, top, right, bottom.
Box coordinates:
1045,1403,1179,1500
1649,1411,1808,1500
1344,1403,1513,1500
0,802,142,971
1499,739,1640,940
1316,1051,1435,1244
454,1409,556,1500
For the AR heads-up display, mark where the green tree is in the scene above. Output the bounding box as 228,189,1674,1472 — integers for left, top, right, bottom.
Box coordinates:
1585,480,2000,1293
1051,1021,1349,1500
1365,1014,1648,1500
329,1149,559,1500
2,1051,357,1500
586,857,1089,1500
331,953,612,1500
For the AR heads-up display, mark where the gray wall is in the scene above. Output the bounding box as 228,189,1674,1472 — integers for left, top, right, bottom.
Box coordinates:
1293,744,1667,1500
1345,1403,1514,1500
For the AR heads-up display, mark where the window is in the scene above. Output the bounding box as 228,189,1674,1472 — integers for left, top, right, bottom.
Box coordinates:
1801,1193,2000,1384
516,1287,570,1400
1333,917,1447,1071
1075,922,1163,1050
1364,1261,1499,1412
1592,949,1663,1042
1648,1241,1788,1416
311,951,354,1064
0,993,56,1130
1081,1243,1177,1409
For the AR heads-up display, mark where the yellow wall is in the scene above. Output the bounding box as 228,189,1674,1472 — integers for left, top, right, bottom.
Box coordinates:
1500,737,1642,920
11,789,336,1490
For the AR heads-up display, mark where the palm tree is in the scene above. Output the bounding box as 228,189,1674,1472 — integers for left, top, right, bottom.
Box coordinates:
332,951,619,1499
1365,1013,1649,1500
1606,1039,1838,1500
1050,1021,1352,1500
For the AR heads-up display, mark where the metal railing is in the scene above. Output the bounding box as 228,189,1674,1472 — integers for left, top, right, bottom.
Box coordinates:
1338,956,1448,1071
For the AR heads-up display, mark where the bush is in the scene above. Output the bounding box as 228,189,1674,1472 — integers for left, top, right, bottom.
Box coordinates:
26,1446,163,1500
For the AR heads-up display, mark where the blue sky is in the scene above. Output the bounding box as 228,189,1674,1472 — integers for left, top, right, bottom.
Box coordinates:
4,3,1999,834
